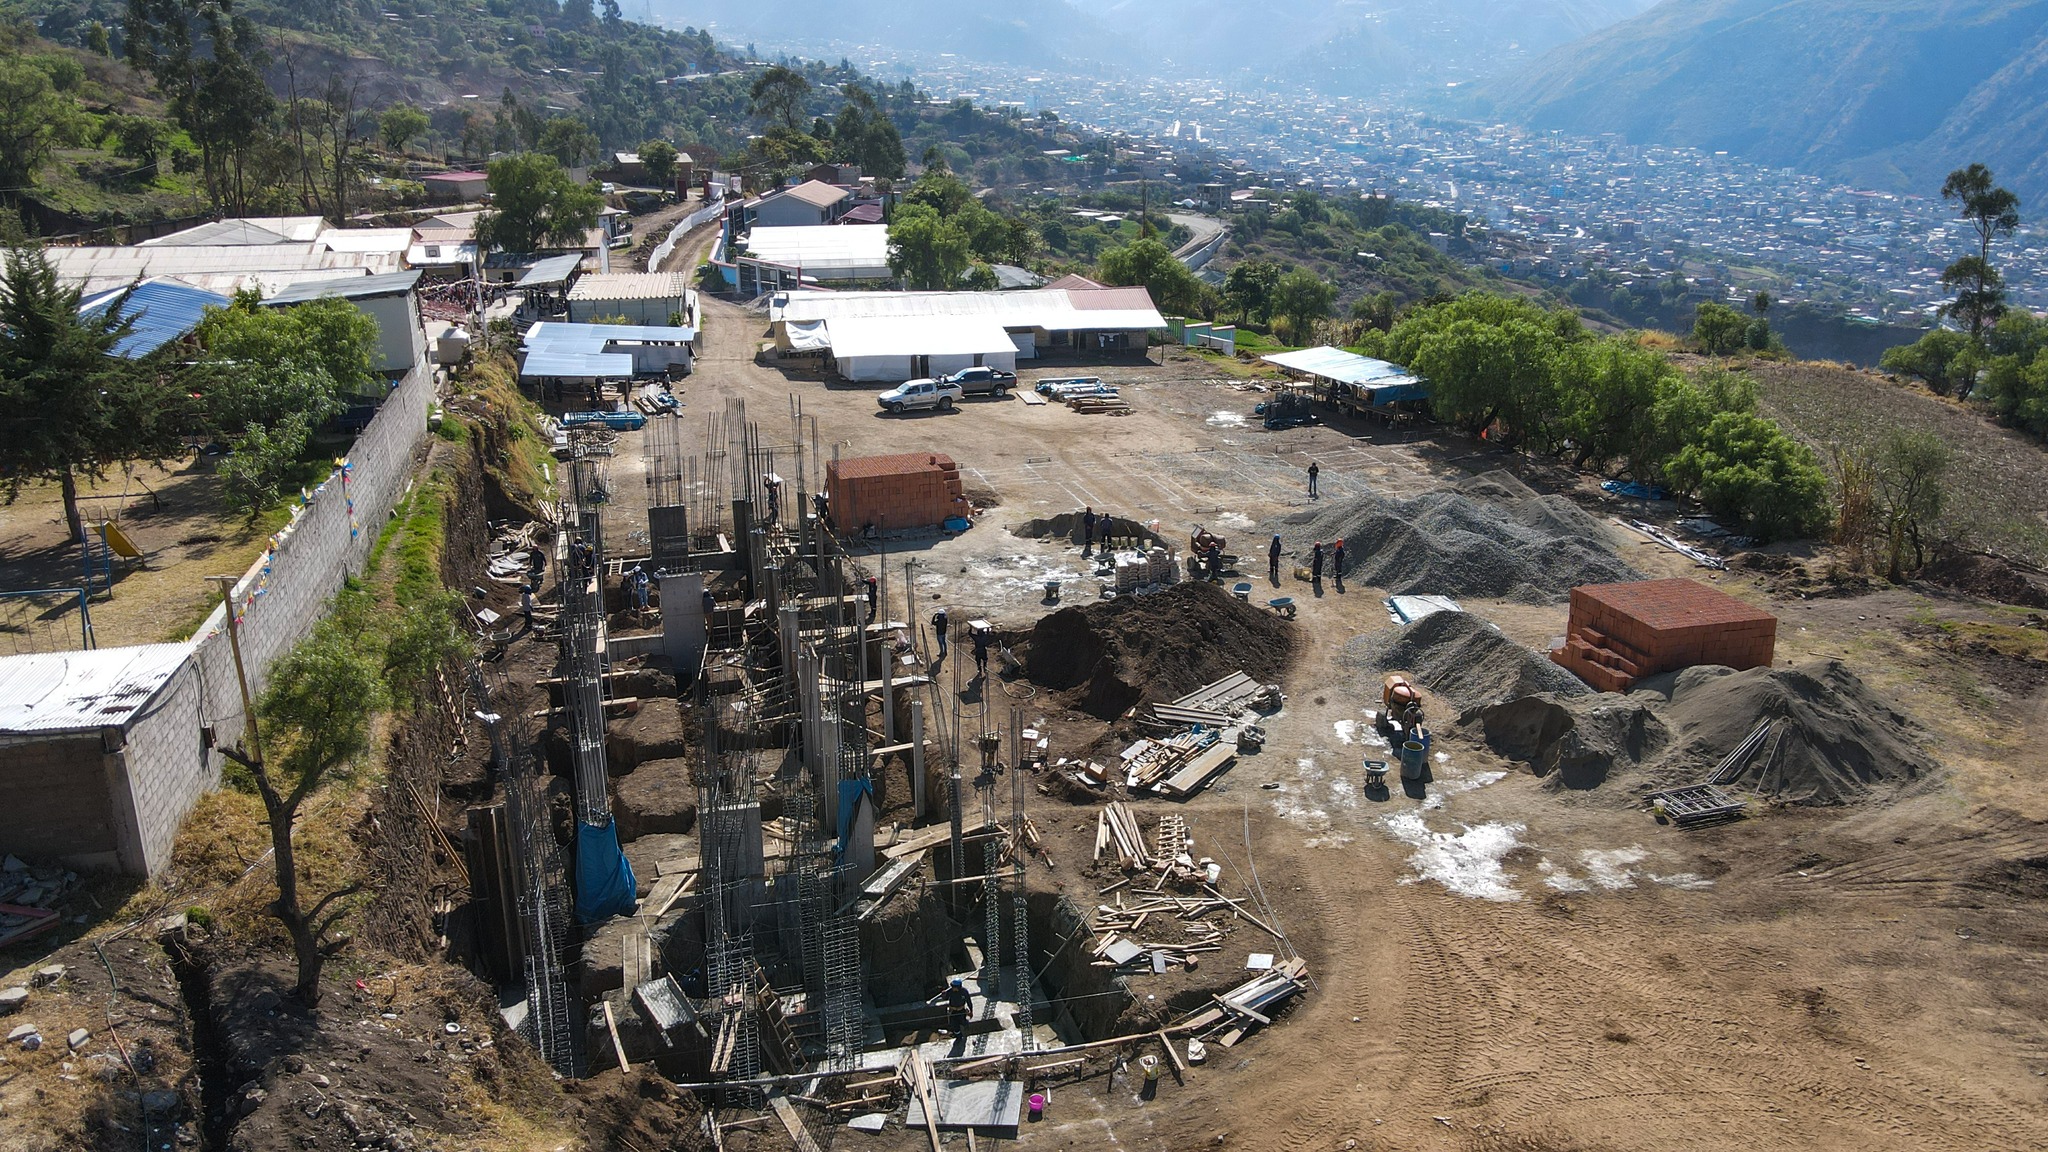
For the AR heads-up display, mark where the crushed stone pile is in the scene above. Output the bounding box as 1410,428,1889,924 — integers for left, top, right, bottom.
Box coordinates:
1462,659,1932,806
1023,581,1295,718
1282,470,1638,603
1342,609,1592,711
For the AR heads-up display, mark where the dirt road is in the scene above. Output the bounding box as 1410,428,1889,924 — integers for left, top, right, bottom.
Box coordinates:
680,298,2048,1151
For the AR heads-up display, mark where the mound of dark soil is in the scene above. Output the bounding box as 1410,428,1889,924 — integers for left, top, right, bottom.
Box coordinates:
1343,610,1592,711
1022,581,1294,718
1920,551,2048,608
1462,659,1933,806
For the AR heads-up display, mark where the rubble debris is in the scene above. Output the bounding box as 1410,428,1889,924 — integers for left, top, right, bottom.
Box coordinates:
1023,582,1294,718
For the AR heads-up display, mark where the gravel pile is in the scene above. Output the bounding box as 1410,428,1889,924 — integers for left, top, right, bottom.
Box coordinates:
1341,610,1591,712
1461,659,1934,806
1282,471,1638,603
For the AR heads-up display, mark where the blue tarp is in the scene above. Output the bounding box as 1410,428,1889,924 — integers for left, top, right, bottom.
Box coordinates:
836,779,876,860
574,819,638,922
1601,479,1671,501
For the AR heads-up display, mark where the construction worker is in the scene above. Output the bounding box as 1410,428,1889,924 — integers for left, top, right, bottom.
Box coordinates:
630,565,650,611
1333,539,1346,591
932,607,950,659
520,583,536,627
1268,534,1282,582
863,576,879,622
1081,506,1097,554
1098,514,1112,552
1307,460,1320,499
701,586,716,617
1310,542,1325,584
971,624,992,676
762,475,781,522
935,978,973,1036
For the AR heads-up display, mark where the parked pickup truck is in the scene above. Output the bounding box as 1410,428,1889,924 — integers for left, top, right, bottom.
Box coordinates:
876,378,963,413
941,366,1017,396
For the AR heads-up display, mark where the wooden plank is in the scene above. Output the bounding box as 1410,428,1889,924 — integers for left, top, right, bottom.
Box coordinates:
883,818,993,861
602,1000,631,1073
904,1054,943,1152
1159,743,1236,797
767,1096,825,1152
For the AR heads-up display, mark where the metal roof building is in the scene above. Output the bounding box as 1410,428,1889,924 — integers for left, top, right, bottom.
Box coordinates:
0,644,191,735
44,243,400,296
79,279,231,359
520,320,695,379
263,270,428,377
767,286,1166,378
737,224,891,281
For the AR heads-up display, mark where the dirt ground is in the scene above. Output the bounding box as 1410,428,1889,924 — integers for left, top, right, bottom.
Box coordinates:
0,457,279,651
669,295,2048,1151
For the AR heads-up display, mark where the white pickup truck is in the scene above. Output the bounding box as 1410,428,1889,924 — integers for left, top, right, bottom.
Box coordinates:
876,378,963,413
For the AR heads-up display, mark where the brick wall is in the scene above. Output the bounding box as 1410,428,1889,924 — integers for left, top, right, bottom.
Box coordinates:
1551,579,1777,693
828,454,966,531
0,733,119,869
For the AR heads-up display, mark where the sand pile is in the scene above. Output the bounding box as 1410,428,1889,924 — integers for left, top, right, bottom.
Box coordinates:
1283,471,1638,602
1463,659,1931,806
1342,610,1592,711
1023,581,1294,718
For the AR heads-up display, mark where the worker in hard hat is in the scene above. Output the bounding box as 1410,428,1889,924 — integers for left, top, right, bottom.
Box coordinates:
933,977,973,1037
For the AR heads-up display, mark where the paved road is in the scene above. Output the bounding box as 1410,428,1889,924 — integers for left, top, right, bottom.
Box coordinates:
1167,211,1226,263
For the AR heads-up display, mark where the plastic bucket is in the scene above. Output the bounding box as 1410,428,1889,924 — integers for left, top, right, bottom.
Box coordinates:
1028,1093,1046,1119
1140,1055,1161,1082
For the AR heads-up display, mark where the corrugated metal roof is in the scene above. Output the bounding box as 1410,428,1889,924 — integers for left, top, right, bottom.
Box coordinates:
317,228,414,255
524,322,696,348
45,244,398,296
79,278,231,359
771,180,851,209
568,272,690,300
739,225,891,277
772,288,1164,333
516,253,585,286
518,351,635,379
1261,346,1421,387
0,643,191,735
263,269,423,304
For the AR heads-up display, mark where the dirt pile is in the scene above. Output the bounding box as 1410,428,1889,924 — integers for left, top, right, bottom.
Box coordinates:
1284,470,1638,602
1463,659,1932,805
1022,581,1294,718
1342,610,1592,710
1920,551,2048,608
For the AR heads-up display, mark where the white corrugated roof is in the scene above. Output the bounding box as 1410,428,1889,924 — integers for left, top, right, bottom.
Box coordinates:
0,644,191,735
826,315,1017,359
740,225,891,277
524,321,696,347
1261,346,1420,387
519,351,636,379
45,244,398,295
772,287,1164,333
318,228,414,255
568,272,690,301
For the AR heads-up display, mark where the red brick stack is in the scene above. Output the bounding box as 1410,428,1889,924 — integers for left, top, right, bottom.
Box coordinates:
1550,578,1777,693
827,452,967,531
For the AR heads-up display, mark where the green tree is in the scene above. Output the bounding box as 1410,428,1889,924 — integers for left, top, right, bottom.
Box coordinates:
476,153,603,252
1554,338,1679,472
1751,290,1773,315
1871,429,1949,580
1880,328,1976,397
101,113,175,174
379,104,429,153
217,412,312,516
1097,236,1208,316
1691,300,1751,355
0,57,90,196
194,293,377,427
1666,410,1830,541
1224,259,1282,325
638,139,678,187
538,117,599,168
749,65,811,133
125,0,274,212
1271,268,1335,342
886,202,971,289
220,602,388,1007
0,244,191,541
831,83,905,180
1940,164,2021,338
1349,290,1399,331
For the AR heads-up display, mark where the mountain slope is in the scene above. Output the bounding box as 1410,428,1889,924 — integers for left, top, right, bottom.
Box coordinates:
1488,0,2048,199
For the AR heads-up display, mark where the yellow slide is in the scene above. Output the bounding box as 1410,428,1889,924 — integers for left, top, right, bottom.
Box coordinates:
95,521,145,561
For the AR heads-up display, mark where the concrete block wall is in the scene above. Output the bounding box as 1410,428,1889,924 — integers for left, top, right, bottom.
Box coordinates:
119,658,212,875
0,733,120,870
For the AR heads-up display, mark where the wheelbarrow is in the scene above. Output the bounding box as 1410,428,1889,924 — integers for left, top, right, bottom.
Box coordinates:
1231,581,1253,601
1266,597,1296,619
1363,759,1390,793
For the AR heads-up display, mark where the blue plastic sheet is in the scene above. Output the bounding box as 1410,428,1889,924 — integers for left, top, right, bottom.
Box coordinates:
836,779,876,860
574,819,638,923
1600,479,1670,501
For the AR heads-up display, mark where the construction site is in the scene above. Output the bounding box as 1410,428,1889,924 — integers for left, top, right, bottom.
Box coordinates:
6,294,2048,1152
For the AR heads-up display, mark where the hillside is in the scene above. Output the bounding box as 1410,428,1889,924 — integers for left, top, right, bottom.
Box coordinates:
1486,0,2048,201
646,0,1109,67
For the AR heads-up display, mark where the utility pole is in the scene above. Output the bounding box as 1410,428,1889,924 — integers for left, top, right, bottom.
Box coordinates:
208,575,264,769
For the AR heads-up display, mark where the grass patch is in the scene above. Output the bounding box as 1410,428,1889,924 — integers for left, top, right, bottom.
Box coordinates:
462,353,556,513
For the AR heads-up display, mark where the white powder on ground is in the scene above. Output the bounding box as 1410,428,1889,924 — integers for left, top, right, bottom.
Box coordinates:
1381,811,1525,901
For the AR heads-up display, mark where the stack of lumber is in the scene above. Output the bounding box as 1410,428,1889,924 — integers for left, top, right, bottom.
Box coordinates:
1123,731,1217,791
1066,394,1132,416
1095,802,1150,868
1170,958,1310,1046
1088,891,1230,972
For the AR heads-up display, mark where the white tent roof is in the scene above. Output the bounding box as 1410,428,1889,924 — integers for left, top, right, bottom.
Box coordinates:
1261,346,1420,387
740,225,891,277
825,316,1017,360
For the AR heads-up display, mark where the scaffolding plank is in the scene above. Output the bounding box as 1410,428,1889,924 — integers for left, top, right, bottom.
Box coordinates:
768,1095,825,1152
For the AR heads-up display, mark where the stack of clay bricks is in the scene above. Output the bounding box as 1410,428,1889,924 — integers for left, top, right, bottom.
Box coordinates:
1111,546,1179,592
1550,578,1777,693
826,452,967,531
